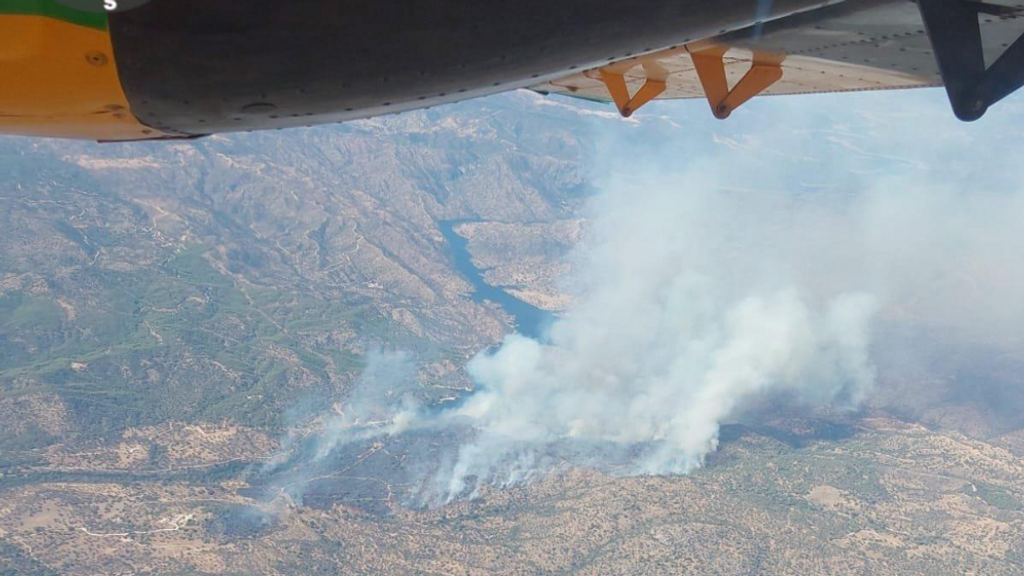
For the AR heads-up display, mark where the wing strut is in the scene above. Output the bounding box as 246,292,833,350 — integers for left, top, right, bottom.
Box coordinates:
597,65,667,117
593,46,784,119
689,46,784,119
919,0,1024,121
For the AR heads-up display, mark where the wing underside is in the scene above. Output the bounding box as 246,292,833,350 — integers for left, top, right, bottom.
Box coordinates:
532,0,1024,118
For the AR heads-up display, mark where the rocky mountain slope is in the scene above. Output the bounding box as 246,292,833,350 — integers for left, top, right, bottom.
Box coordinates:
0,92,597,446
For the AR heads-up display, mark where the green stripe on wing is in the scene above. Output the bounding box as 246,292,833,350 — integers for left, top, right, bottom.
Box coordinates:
0,0,107,30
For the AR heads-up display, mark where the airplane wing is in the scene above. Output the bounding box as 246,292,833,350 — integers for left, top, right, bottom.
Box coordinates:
531,0,1024,121
3,0,1024,141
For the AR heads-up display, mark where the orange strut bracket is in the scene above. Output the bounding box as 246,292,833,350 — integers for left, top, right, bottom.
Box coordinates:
598,68,667,118
690,47,784,120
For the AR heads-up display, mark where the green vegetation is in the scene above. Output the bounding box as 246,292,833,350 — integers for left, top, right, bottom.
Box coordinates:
0,542,59,576
970,482,1024,511
0,459,255,491
0,243,376,440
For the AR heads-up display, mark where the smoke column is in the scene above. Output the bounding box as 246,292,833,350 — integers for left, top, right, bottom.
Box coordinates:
282,90,1024,505
426,171,879,500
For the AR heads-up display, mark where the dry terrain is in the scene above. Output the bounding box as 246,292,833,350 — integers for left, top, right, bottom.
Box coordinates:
4,92,1024,575
2,417,1024,575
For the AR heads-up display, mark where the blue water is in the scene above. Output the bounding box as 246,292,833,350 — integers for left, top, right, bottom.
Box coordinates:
439,220,553,340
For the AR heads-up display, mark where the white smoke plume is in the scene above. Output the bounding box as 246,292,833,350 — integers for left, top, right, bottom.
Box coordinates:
428,172,879,499
313,348,419,459
260,349,421,505
418,91,1024,501
278,90,1024,505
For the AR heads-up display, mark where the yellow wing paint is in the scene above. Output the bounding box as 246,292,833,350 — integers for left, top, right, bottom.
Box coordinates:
0,14,168,140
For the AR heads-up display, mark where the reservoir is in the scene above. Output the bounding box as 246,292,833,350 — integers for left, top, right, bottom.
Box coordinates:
439,220,553,340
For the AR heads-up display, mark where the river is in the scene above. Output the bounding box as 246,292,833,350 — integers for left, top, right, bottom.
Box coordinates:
439,220,553,340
